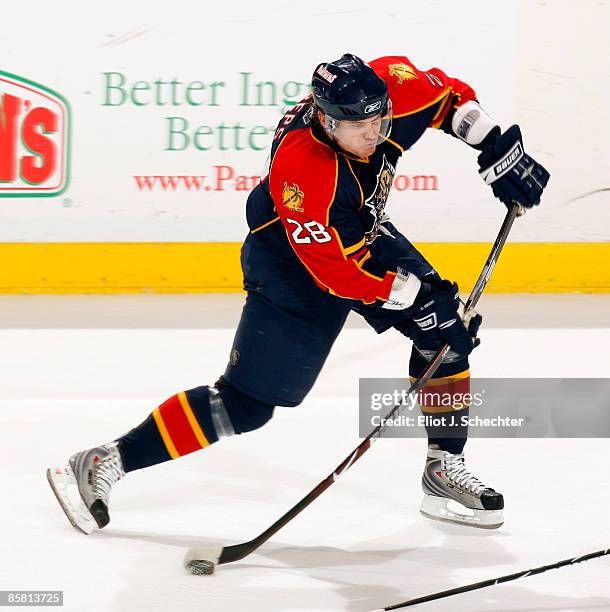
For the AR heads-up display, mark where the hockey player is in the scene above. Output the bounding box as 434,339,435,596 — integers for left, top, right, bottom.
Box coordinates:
48,54,549,534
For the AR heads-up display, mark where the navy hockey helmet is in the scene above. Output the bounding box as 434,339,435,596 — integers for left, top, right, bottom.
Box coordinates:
312,54,389,122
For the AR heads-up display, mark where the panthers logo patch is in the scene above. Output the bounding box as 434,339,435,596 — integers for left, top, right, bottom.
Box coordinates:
282,182,304,212
388,63,418,84
364,154,396,244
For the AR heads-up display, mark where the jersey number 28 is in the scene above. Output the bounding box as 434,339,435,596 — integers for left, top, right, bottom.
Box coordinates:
286,218,332,244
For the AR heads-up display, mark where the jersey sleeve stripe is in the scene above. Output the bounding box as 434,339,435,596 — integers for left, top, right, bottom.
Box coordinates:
329,227,348,261
343,237,366,256
392,87,452,119
251,215,280,234
430,89,454,128
354,251,385,281
357,250,372,265
326,155,339,226
296,251,364,300
330,227,366,259
350,246,368,261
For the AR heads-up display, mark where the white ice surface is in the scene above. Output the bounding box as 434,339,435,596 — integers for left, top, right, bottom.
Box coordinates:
0,295,609,612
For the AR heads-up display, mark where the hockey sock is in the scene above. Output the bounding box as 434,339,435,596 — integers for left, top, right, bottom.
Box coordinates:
117,386,221,473
116,382,275,473
410,351,470,455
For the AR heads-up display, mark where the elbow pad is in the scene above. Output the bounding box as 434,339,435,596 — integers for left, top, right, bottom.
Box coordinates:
451,100,499,147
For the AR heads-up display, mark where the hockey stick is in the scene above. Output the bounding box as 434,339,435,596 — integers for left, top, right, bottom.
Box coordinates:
185,203,525,575
374,547,610,610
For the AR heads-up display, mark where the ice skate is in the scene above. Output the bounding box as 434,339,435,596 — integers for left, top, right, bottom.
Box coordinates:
420,444,504,529
47,442,125,534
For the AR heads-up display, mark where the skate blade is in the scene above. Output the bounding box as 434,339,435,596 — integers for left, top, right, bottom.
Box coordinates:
420,494,503,530
46,466,96,535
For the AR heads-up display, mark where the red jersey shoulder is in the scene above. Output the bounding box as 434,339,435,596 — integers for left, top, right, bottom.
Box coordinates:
270,128,338,225
369,55,450,117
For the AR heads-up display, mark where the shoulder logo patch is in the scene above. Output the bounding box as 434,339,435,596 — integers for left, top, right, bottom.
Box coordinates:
388,63,418,85
282,182,304,212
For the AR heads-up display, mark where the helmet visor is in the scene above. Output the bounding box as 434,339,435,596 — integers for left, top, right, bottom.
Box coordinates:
327,98,393,146
376,98,393,145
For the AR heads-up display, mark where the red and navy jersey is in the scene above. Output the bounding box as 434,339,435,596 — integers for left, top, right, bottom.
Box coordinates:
246,55,477,306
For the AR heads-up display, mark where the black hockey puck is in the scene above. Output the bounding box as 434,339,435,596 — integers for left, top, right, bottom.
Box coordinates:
188,559,215,575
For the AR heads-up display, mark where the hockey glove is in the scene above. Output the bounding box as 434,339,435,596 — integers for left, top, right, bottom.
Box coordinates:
478,125,550,209
407,281,481,358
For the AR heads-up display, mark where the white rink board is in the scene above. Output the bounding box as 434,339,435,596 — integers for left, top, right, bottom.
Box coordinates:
0,0,608,242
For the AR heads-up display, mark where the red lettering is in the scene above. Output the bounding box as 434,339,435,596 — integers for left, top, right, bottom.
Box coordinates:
21,107,57,184
156,175,181,190
0,94,21,182
179,175,206,190
214,165,234,191
393,175,410,191
134,175,156,190
235,175,250,191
